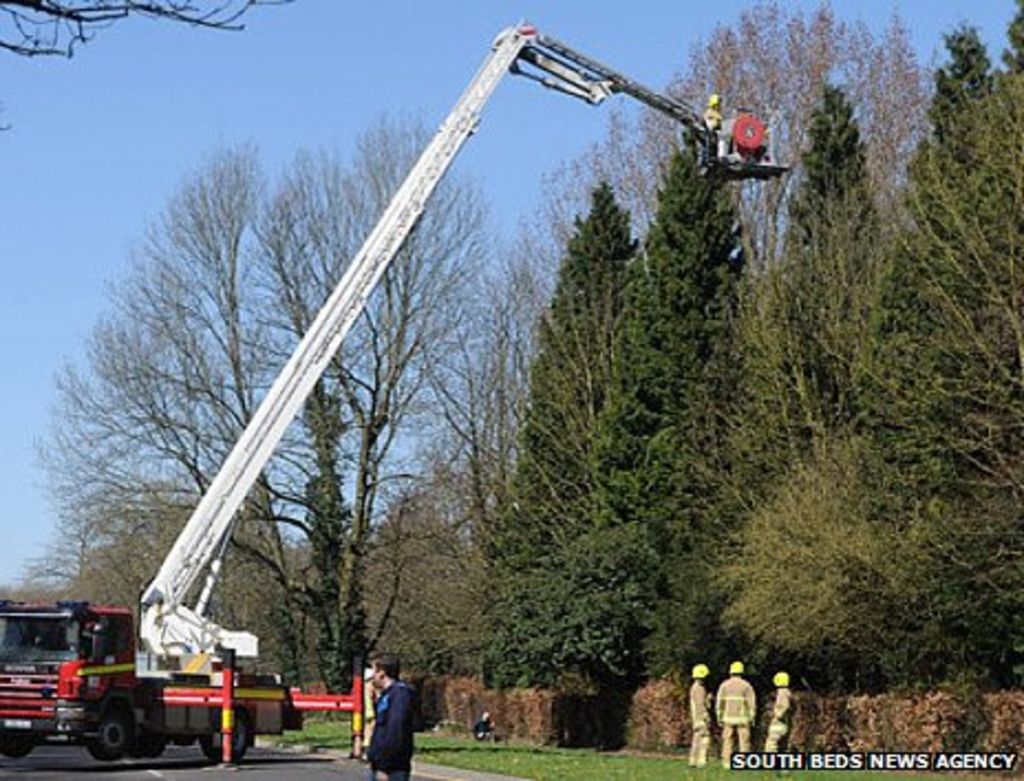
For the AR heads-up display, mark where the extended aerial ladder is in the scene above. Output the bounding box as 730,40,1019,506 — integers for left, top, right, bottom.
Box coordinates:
139,23,786,664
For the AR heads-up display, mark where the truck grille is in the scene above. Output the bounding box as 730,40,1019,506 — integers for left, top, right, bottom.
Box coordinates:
0,666,58,721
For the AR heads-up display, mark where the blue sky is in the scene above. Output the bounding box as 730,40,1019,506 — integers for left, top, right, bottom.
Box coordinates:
0,0,1016,584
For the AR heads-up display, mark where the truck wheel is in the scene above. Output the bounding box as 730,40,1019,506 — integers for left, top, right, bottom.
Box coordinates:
0,735,34,758
86,706,135,761
128,731,167,759
198,708,251,764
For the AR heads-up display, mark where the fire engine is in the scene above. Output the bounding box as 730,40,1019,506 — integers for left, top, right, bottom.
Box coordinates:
0,23,784,764
0,600,354,761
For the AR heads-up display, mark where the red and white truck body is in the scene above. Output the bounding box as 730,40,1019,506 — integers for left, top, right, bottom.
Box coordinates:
0,601,359,762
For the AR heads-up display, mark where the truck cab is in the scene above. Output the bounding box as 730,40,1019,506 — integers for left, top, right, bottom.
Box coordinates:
0,599,313,764
0,600,135,760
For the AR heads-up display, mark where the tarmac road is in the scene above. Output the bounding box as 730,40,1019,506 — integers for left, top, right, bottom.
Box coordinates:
0,744,357,779
0,744,526,781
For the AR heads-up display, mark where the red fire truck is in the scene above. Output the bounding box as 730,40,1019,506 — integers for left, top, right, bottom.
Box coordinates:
0,600,357,762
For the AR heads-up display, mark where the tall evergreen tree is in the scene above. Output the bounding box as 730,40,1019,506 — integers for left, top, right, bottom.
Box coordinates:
1003,0,1024,73
786,83,876,431
731,84,876,508
866,27,996,495
859,57,1024,687
594,146,742,674
486,183,644,689
929,26,993,153
501,182,635,563
789,84,871,246
867,25,1000,497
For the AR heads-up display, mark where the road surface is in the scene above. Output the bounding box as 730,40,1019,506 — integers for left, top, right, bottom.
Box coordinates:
0,744,472,780
0,744,527,780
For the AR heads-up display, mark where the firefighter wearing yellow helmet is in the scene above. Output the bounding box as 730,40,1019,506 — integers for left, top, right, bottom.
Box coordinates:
764,671,792,753
703,93,732,162
716,661,756,769
688,664,712,767
704,93,722,131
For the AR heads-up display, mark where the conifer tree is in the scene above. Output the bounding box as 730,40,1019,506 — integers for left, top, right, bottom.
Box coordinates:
789,84,871,247
784,84,876,432
594,146,742,673
721,86,891,690
485,183,646,689
929,26,993,153
869,26,999,494
730,84,875,501
859,48,1024,687
869,27,995,477
502,182,635,564
1003,0,1024,73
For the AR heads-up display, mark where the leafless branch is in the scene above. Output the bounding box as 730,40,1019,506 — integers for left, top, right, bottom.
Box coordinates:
1,1,289,57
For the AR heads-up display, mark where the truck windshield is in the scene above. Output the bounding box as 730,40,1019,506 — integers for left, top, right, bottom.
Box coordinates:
0,615,78,662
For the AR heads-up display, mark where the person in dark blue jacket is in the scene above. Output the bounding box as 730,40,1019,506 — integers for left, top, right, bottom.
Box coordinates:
366,653,416,781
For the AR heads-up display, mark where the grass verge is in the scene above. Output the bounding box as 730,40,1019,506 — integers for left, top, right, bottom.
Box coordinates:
278,718,992,781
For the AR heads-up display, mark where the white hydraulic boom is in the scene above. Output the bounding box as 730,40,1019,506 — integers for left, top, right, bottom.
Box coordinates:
139,23,785,661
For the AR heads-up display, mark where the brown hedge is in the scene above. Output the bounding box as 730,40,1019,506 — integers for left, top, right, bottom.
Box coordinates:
414,676,558,743
626,678,689,750
415,675,1024,767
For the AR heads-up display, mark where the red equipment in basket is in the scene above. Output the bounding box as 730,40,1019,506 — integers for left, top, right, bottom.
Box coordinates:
732,113,767,158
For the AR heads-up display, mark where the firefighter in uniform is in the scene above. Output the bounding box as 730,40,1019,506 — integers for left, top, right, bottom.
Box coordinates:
703,94,723,162
688,664,712,767
716,661,756,769
764,671,792,753
704,94,722,132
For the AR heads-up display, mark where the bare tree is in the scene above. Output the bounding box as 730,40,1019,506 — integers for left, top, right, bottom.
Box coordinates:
364,486,490,675
246,118,487,683
43,119,488,686
425,246,548,546
0,1,285,57
39,145,285,643
359,246,546,675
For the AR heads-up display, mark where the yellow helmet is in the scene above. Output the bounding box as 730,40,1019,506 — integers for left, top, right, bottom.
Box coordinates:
708,93,721,108
692,664,709,679
774,671,790,687
729,661,744,675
